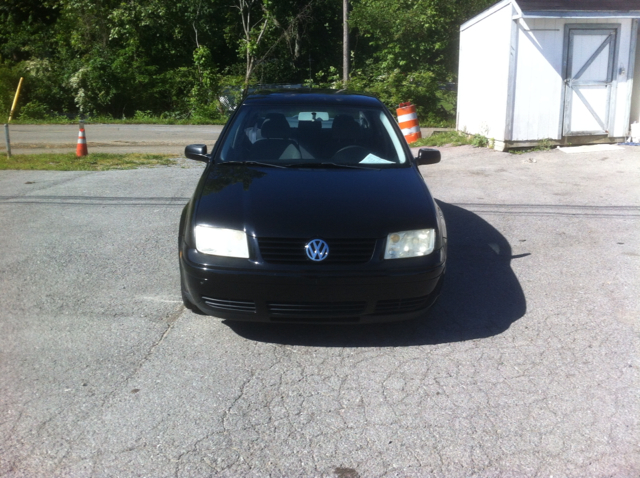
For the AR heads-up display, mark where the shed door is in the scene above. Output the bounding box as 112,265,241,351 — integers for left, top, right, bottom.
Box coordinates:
563,27,617,136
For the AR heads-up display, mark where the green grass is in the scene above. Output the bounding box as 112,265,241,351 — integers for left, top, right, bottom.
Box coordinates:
410,130,473,147
0,152,177,171
508,138,555,154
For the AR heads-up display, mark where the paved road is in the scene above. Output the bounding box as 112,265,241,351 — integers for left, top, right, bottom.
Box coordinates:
0,145,639,477
1,124,224,155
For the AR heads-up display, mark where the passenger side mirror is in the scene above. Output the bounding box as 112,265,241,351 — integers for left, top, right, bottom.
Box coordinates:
415,148,441,165
185,144,209,162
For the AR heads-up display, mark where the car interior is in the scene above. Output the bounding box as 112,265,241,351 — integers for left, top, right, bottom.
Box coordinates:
218,106,406,165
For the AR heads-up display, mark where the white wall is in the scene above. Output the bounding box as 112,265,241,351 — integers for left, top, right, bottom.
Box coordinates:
457,1,514,141
630,24,640,124
609,18,634,137
511,18,564,140
511,17,635,141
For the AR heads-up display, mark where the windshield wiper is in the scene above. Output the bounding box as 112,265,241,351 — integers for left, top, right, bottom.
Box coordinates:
219,160,288,169
290,162,377,170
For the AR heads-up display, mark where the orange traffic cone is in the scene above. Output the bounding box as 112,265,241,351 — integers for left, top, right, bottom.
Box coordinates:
76,121,88,157
396,102,422,144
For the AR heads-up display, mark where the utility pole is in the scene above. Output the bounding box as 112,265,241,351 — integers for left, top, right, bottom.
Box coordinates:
343,0,349,87
5,77,24,159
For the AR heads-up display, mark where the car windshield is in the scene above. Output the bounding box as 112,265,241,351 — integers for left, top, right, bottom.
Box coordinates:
215,104,408,167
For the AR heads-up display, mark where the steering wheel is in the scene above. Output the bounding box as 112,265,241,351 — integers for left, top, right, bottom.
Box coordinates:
331,145,369,164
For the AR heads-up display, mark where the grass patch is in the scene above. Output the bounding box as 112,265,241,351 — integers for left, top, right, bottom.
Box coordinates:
0,152,177,171
411,130,473,147
509,138,555,154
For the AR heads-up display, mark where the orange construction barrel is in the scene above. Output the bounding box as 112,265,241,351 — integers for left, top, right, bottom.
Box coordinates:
396,102,421,144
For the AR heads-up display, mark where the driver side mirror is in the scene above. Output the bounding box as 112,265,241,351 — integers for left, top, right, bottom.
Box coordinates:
185,144,210,162
415,148,441,165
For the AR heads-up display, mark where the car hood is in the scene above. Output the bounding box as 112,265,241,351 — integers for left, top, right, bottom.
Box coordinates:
194,164,438,238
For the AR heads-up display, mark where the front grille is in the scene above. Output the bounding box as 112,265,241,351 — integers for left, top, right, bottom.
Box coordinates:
201,296,256,313
267,301,366,317
257,237,376,264
374,296,430,315
270,316,360,323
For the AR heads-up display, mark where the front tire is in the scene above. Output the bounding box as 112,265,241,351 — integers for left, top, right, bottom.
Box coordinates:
180,271,202,313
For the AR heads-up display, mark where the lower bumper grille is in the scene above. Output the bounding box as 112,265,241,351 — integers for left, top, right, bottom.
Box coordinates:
201,296,256,313
267,301,366,317
270,316,360,323
374,296,430,315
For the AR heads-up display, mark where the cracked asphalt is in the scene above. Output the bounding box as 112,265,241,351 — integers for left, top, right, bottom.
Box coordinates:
1,144,639,477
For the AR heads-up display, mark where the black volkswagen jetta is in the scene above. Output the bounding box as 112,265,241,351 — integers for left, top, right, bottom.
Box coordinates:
179,91,446,323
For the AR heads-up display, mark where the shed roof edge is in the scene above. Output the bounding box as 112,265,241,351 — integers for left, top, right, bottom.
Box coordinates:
521,11,640,18
462,1,640,30
460,0,513,31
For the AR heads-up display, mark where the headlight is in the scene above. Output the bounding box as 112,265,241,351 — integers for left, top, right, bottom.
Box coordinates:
194,225,249,258
384,229,435,259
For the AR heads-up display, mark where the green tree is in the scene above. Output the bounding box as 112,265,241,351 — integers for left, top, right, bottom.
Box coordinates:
0,0,496,123
229,0,318,93
351,0,493,77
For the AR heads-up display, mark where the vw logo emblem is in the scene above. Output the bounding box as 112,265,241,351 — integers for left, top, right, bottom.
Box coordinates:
305,239,329,262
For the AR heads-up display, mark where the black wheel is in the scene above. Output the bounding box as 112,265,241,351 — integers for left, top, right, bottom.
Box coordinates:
179,259,202,313
181,287,195,310
181,279,203,314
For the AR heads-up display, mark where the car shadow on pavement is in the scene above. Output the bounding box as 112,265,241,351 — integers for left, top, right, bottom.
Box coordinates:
226,201,527,347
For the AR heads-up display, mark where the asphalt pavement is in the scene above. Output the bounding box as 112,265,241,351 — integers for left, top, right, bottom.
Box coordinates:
0,143,639,477
1,124,225,155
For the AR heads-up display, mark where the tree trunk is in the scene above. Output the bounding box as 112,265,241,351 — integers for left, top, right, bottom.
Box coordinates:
244,51,253,97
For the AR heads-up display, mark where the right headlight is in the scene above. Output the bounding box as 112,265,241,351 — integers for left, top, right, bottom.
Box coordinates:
194,225,249,258
384,229,435,259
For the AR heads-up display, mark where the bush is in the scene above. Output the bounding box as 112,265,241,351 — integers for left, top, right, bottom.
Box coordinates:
19,100,51,120
327,69,457,127
471,134,489,148
0,64,24,118
348,70,433,120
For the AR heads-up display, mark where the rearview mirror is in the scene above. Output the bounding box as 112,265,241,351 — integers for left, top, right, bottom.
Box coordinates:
415,148,441,165
185,144,209,162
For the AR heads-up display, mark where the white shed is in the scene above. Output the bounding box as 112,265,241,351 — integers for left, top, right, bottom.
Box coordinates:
457,0,640,150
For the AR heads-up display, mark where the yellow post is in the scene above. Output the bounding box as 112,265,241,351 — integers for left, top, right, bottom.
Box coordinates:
8,77,24,123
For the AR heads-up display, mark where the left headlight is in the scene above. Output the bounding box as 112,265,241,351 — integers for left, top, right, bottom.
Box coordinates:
384,229,435,259
194,225,249,258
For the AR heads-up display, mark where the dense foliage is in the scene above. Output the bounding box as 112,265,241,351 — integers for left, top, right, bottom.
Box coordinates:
0,0,493,124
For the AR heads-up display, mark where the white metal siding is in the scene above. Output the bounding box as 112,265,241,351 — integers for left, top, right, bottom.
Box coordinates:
631,26,640,124
511,18,564,140
457,1,514,141
511,17,634,140
609,19,633,137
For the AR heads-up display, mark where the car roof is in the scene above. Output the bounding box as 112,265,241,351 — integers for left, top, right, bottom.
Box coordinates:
242,90,384,108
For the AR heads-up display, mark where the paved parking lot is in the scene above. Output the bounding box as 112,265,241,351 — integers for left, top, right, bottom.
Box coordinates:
0,144,639,477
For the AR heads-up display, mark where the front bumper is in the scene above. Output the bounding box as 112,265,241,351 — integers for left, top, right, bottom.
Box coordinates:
180,243,445,324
